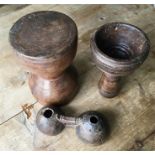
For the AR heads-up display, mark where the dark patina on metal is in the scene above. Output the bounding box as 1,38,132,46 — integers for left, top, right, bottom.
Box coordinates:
75,111,109,145
36,107,109,145
36,106,65,136
90,22,150,98
9,11,78,106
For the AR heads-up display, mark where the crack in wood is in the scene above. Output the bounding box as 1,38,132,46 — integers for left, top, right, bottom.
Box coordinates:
0,101,37,126
129,129,155,150
134,78,146,97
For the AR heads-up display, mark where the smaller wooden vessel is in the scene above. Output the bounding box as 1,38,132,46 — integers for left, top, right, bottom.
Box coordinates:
90,22,150,98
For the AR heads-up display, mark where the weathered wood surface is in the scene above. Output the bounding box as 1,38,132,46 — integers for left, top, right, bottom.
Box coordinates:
0,4,155,150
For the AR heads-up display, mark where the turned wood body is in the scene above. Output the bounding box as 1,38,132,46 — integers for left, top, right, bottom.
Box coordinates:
99,73,121,97
90,22,150,98
9,11,78,105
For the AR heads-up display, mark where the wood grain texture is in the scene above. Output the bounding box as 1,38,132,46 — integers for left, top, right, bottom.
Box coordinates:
0,4,155,150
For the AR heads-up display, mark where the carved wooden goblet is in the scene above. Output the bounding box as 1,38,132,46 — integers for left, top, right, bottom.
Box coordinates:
90,22,150,98
9,11,78,106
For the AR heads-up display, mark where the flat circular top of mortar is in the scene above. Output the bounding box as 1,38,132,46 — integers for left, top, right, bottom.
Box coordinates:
9,11,77,59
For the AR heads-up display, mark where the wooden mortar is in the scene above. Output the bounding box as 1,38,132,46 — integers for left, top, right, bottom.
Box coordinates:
9,11,79,106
